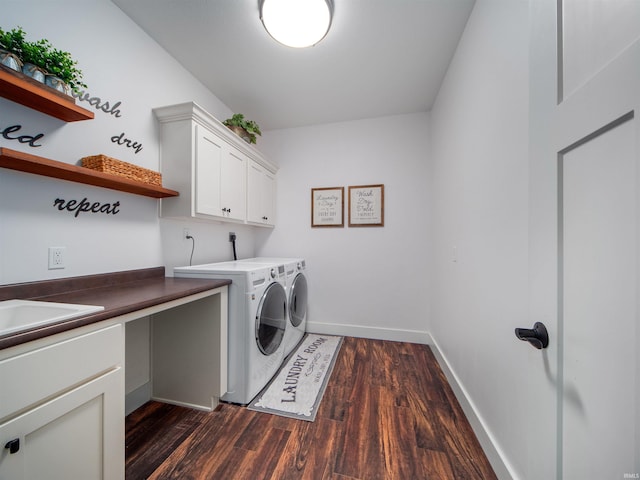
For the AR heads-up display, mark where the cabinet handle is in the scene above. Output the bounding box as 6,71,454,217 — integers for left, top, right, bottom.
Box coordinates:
5,438,19,454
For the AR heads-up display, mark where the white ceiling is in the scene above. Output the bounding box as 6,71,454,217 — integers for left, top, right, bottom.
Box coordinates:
112,0,475,131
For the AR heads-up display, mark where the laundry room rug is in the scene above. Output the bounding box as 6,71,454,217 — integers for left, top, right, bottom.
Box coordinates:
248,333,343,422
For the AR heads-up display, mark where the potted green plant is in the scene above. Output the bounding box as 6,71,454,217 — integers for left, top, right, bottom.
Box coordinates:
223,113,262,144
44,47,87,93
0,26,88,94
0,26,25,72
21,38,51,83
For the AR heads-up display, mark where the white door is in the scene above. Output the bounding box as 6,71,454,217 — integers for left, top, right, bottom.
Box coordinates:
529,1,640,478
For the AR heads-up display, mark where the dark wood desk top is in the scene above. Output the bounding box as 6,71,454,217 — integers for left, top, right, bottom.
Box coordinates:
0,267,230,350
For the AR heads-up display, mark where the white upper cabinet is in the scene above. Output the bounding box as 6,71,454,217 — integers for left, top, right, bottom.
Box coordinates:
221,148,249,222
194,126,224,217
194,125,246,222
247,160,276,226
154,102,277,226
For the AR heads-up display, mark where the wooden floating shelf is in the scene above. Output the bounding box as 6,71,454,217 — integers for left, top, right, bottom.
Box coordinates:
0,67,94,122
0,147,179,199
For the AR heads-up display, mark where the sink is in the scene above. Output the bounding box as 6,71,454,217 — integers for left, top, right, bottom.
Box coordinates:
0,300,104,336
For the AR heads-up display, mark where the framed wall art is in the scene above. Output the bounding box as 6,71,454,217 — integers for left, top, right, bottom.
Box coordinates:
311,186,344,227
348,184,384,227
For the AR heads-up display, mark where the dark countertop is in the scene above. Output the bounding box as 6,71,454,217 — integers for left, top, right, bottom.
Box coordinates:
0,267,230,351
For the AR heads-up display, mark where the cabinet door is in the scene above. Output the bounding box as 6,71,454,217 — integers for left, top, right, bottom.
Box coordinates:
0,367,123,480
220,149,247,222
262,170,276,225
195,126,223,217
247,161,276,226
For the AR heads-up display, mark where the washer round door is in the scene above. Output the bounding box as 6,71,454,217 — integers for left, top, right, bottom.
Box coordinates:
255,282,287,355
289,273,308,328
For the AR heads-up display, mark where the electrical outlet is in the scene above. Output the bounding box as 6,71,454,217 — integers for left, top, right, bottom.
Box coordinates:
183,228,191,239
229,232,236,242
48,247,66,270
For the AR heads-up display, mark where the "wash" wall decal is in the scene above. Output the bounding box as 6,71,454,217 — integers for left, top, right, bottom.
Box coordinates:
70,89,146,155
71,90,123,118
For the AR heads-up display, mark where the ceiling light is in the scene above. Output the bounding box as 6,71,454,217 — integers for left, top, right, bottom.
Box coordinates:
260,0,333,48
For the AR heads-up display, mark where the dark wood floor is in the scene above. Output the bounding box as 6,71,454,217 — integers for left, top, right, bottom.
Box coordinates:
125,337,497,479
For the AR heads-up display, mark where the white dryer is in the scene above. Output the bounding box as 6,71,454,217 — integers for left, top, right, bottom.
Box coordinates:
174,261,287,405
240,257,308,357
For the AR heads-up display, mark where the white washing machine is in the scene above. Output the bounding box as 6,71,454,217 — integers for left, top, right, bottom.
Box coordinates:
174,261,287,405
240,257,308,357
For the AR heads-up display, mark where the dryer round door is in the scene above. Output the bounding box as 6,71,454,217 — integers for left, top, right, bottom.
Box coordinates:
255,282,287,355
289,273,308,328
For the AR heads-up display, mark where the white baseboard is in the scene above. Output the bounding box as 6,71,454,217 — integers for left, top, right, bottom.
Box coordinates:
428,337,515,480
305,321,431,344
150,396,219,412
125,382,152,416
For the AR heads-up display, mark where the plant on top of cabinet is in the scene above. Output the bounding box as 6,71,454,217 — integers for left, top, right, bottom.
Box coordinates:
0,26,25,72
223,113,262,144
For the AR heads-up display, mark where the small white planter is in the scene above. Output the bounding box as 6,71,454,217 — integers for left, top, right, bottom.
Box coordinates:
45,75,69,94
22,62,46,83
0,49,22,72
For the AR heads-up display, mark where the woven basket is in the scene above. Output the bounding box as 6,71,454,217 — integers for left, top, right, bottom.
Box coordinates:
81,155,162,186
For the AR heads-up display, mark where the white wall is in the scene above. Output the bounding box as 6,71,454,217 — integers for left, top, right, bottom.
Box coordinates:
0,0,256,285
0,2,545,476
429,1,529,478
257,113,431,342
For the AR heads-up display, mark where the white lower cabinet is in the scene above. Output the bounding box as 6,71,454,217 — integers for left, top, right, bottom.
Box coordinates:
0,324,124,480
0,369,122,480
0,288,227,479
154,101,277,226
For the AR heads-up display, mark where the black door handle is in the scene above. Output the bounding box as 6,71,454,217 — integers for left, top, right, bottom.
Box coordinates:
515,322,549,349
5,438,19,454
